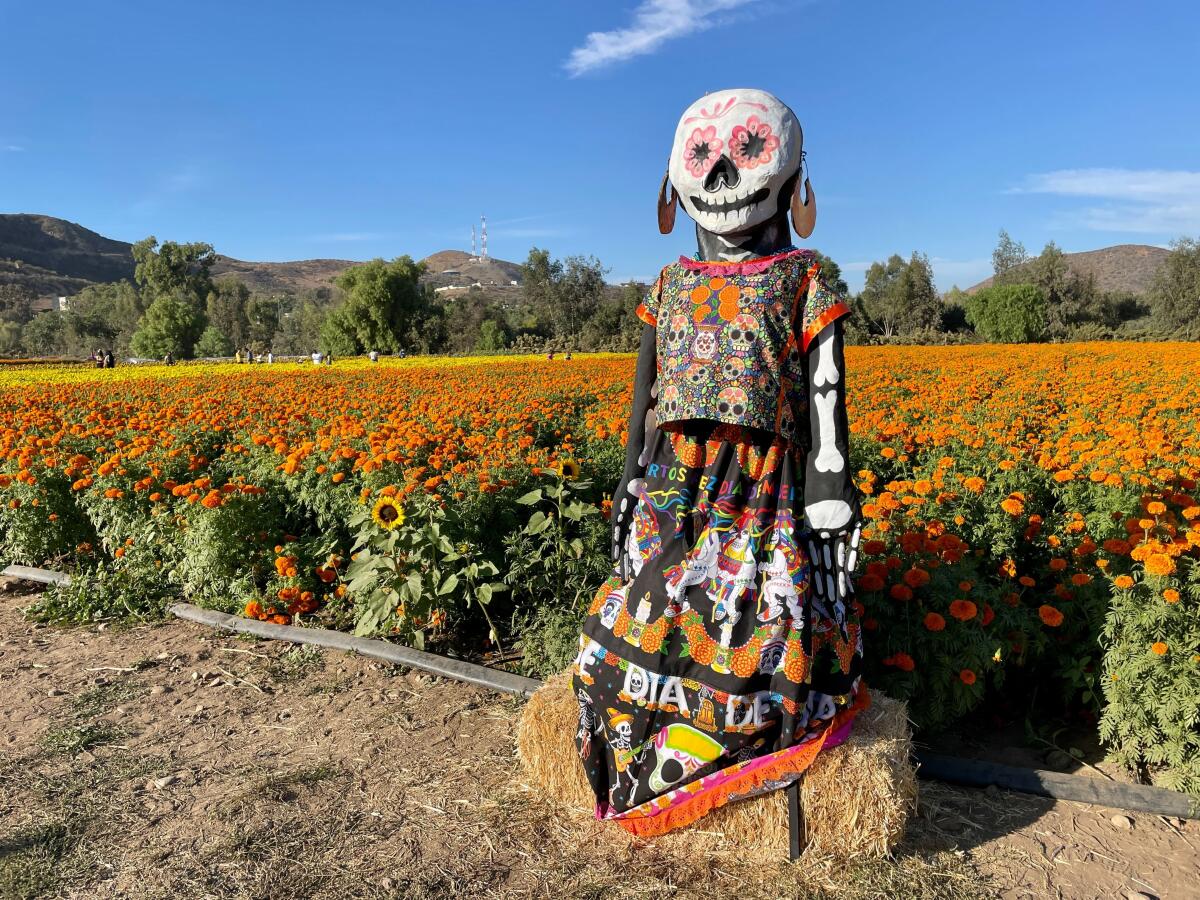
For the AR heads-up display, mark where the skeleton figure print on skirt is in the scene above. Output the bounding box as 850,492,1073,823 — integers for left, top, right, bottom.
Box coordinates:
575,88,866,838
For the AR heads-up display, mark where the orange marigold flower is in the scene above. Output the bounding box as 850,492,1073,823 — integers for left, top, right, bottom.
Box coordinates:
1001,497,1025,516
902,568,930,589
1144,554,1176,576
858,573,885,592
889,584,913,602
1151,641,1168,656
1114,575,1135,590
1038,604,1064,627
959,669,977,685
244,600,264,619
924,612,946,632
962,476,985,493
949,599,977,621
1146,500,1166,515
1163,589,1181,604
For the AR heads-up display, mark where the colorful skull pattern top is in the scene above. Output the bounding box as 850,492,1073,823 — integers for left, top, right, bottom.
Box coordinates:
636,248,849,443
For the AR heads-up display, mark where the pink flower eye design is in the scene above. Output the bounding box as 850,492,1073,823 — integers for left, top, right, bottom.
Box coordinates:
683,126,723,178
729,116,780,169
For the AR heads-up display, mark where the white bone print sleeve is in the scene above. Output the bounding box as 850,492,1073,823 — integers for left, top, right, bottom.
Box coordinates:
802,307,863,609
803,320,859,534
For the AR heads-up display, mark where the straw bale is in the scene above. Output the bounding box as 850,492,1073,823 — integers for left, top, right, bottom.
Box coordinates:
516,671,915,862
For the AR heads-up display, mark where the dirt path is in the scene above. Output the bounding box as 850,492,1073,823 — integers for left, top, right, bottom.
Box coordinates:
1,580,1196,900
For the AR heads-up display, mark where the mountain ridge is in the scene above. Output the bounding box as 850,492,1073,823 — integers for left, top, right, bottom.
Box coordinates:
0,214,524,298
964,244,1168,295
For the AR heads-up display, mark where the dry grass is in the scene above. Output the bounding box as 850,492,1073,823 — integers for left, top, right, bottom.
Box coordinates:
518,671,918,888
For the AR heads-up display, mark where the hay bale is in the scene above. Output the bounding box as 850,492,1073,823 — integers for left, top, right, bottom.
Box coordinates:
516,671,915,862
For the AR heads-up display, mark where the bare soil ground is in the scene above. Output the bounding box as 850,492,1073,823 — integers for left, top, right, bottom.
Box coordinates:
1,580,1196,900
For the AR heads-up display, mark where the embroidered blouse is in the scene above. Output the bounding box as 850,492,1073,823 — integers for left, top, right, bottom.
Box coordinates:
635,248,850,442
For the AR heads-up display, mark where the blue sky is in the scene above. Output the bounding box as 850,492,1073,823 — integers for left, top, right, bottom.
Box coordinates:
2,0,1197,290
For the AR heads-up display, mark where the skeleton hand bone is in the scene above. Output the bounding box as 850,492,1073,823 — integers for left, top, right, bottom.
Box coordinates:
806,523,861,610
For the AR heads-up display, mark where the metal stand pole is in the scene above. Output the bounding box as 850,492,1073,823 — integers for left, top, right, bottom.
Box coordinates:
787,777,806,860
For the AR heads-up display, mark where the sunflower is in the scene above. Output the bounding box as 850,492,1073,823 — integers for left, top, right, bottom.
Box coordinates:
555,457,581,479
372,497,405,530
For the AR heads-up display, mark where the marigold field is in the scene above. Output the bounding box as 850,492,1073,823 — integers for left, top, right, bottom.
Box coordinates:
1,346,1198,794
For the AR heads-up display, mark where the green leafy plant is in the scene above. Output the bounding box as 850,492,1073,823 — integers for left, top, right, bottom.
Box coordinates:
344,493,506,648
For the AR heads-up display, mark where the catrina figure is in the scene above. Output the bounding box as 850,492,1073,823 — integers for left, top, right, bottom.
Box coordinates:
571,88,865,837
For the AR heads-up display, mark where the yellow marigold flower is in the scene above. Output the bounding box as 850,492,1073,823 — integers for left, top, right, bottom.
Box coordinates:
1146,500,1167,515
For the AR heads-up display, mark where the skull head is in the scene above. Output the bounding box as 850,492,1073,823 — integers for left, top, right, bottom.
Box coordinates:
668,88,803,236
721,356,746,380
728,313,759,352
665,315,689,350
660,384,681,420
758,638,787,674
648,723,724,793
599,586,625,629
690,324,719,360
685,363,709,387
716,386,748,419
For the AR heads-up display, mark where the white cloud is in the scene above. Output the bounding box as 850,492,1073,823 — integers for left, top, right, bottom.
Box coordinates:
565,0,761,77
1,144,24,152
1014,168,1200,235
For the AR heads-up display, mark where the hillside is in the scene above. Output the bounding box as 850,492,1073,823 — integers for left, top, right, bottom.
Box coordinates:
0,214,524,299
209,255,356,295
966,244,1168,295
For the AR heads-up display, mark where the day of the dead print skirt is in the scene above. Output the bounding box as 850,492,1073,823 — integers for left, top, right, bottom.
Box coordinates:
572,421,865,837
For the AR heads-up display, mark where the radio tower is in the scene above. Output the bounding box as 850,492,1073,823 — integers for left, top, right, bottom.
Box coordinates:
481,215,488,259
471,224,476,258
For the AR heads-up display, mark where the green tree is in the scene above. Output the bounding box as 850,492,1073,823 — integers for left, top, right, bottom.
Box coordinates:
940,286,971,333
205,279,251,347
475,319,509,353
1149,237,1200,336
324,257,429,353
858,252,941,336
964,284,1047,342
132,236,215,302
519,248,606,339
246,294,280,347
810,251,849,296
1027,241,1099,335
194,325,235,358
0,319,21,354
271,299,327,355
0,283,35,325
130,292,205,358
20,311,65,355
61,281,144,355
992,229,1029,285
579,283,643,351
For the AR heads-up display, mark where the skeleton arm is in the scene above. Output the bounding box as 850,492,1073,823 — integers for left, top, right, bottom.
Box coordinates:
803,319,862,607
612,323,658,578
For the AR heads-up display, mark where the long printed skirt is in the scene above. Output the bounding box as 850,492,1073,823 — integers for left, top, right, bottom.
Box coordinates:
573,422,865,837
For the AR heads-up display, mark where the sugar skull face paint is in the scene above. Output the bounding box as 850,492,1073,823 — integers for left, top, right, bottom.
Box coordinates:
668,89,803,236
